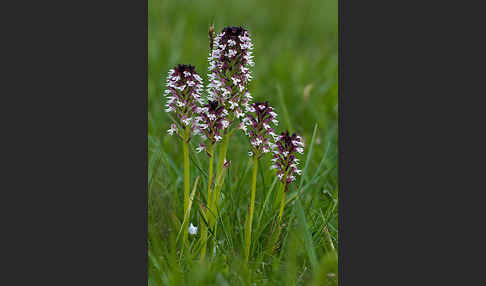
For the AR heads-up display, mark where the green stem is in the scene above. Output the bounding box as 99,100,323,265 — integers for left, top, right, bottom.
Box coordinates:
200,144,214,260
276,168,289,223
245,157,258,263
182,130,190,249
210,133,230,226
267,177,288,255
277,181,287,224
200,214,208,260
183,139,190,214
207,144,215,205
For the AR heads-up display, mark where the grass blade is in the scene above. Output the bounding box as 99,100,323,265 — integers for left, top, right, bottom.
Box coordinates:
295,198,318,271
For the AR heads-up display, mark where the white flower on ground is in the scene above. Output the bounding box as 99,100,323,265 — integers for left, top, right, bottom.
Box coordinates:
188,223,198,235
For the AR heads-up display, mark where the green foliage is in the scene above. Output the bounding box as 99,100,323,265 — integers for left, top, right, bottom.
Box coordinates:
149,0,338,285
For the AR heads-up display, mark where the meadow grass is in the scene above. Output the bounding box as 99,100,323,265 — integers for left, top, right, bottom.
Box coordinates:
148,0,338,285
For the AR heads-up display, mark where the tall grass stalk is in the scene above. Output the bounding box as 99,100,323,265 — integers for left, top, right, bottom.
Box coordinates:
181,130,190,248
277,179,288,224
265,173,288,255
200,143,214,260
244,156,258,263
177,176,199,256
209,133,230,226
183,138,190,213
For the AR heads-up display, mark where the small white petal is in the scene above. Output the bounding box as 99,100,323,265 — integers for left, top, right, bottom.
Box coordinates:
188,223,198,235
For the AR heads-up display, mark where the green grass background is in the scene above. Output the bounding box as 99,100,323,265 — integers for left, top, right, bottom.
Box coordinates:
148,0,338,285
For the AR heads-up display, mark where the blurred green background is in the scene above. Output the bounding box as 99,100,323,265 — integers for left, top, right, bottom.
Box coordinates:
149,0,338,285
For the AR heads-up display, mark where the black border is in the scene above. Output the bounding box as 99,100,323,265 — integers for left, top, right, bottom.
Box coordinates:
16,0,150,284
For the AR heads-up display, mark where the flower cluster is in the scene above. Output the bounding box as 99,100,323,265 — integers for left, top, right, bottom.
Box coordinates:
195,100,230,153
207,26,254,126
240,101,279,158
160,26,313,258
164,64,204,138
271,131,305,184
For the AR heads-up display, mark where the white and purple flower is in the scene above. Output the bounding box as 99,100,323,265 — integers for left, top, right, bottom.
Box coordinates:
164,64,204,139
207,26,254,129
241,101,279,159
272,131,305,184
196,100,230,146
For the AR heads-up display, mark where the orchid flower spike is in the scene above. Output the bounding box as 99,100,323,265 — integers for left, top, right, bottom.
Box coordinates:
272,131,305,184
196,100,231,149
207,26,254,129
240,101,279,159
164,64,204,139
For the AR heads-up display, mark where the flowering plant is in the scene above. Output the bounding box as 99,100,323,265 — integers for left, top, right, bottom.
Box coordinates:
162,26,307,262
165,64,204,139
207,26,254,123
164,64,204,248
240,101,279,158
272,131,305,223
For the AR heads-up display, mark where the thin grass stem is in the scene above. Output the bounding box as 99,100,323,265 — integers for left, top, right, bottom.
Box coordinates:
182,129,191,249
277,181,288,224
244,157,258,263
200,144,214,260
209,133,230,227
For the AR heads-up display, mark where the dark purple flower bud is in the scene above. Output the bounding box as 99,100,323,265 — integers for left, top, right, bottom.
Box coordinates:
164,64,204,138
272,130,305,184
208,24,215,52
